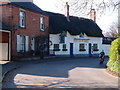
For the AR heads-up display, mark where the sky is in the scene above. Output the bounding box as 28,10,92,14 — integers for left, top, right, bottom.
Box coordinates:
33,0,118,34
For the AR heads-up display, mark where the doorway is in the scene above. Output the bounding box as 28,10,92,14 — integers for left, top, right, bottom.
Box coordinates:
89,43,92,57
70,43,73,56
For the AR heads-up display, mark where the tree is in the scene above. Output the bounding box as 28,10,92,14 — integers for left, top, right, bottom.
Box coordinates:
35,36,48,57
55,0,120,17
107,38,120,75
104,22,119,37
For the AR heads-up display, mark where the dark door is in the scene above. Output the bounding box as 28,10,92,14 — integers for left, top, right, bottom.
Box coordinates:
70,43,73,56
89,43,92,57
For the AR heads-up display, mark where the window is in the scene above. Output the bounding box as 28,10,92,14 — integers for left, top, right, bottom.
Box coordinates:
60,36,65,43
79,44,86,51
17,35,25,52
25,36,29,52
79,33,84,38
62,44,67,51
93,44,99,51
17,35,20,52
60,31,66,43
20,11,25,28
31,37,35,51
40,17,44,31
63,44,66,49
53,44,60,51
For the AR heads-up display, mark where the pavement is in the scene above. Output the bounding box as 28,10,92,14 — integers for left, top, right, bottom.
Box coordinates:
0,61,10,64
2,57,119,89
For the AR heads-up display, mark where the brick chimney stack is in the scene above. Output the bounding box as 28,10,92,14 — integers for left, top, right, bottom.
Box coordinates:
0,0,33,4
0,0,10,4
30,0,33,2
90,9,96,22
65,2,69,19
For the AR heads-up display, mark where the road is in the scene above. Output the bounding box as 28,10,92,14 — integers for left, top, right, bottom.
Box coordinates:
2,57,118,88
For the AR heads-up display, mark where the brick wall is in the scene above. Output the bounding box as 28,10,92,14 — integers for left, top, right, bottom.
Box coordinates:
1,4,49,58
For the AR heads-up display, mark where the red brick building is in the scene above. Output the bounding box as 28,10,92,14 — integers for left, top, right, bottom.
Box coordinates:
0,2,49,60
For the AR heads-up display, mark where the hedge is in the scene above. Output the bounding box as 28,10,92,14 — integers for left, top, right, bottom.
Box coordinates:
107,38,120,74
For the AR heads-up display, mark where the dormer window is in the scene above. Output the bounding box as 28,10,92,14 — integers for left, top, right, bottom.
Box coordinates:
20,11,25,28
40,17,44,31
59,31,67,43
80,33,84,37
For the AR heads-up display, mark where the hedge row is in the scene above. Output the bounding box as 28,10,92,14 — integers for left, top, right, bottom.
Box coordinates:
107,38,120,74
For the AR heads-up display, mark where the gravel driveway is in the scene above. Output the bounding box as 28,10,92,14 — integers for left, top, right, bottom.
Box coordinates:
2,57,119,88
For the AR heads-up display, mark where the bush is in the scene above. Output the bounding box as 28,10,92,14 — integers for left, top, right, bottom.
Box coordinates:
107,38,120,74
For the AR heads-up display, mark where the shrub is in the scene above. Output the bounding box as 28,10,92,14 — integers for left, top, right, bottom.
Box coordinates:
107,38,120,74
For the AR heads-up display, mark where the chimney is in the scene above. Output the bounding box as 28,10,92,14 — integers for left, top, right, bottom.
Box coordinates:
0,0,10,4
90,9,96,22
29,0,33,2
0,0,33,4
65,2,69,19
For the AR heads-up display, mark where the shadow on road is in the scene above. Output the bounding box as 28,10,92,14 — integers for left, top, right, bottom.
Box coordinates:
15,57,108,77
3,57,109,88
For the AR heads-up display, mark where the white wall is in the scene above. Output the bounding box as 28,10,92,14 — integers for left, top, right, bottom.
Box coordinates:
50,34,69,55
101,44,110,56
50,32,110,56
88,37,102,54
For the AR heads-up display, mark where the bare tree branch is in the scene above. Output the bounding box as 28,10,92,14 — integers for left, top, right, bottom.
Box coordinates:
104,21,119,37
55,0,119,17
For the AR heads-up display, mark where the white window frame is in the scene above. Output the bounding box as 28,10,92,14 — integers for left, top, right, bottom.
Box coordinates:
54,44,59,49
20,10,25,28
40,17,44,31
31,37,35,51
17,35,20,52
17,35,25,52
25,36,29,52
79,44,85,49
63,44,66,49
93,44,98,50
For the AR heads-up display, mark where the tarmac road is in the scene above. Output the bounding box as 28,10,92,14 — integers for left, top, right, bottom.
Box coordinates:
2,57,119,88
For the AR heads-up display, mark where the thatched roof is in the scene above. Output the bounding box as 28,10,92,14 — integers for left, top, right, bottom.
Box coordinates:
46,11,104,37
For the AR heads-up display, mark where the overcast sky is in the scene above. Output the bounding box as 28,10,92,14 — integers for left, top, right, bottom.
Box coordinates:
33,0,118,33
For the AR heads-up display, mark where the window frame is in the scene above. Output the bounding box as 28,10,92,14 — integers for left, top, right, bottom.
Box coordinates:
93,44,99,51
25,36,29,52
79,43,86,51
53,44,60,51
62,44,67,51
40,17,45,31
59,31,67,43
20,10,25,28
31,37,35,51
17,35,25,52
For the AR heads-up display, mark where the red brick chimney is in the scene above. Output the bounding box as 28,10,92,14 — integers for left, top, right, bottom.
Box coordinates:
65,2,69,20
0,0,10,4
90,9,96,22
0,0,33,4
